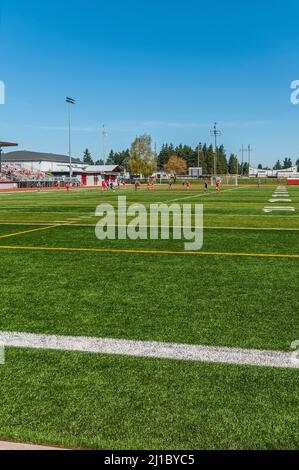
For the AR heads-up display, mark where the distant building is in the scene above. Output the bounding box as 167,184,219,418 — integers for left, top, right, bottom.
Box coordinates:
249,166,299,178
2,151,123,185
3,150,84,175
81,165,124,186
188,167,203,178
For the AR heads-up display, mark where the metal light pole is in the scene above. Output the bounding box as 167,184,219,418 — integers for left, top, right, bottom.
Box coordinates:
66,97,75,178
197,142,202,179
102,124,107,165
210,123,221,177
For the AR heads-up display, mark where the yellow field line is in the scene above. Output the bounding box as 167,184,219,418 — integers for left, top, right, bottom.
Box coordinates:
0,245,298,259
0,222,76,240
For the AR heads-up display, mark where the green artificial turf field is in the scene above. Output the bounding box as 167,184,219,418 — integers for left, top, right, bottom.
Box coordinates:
0,184,298,449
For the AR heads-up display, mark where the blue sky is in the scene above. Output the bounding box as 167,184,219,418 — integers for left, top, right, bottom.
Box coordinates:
1,0,299,166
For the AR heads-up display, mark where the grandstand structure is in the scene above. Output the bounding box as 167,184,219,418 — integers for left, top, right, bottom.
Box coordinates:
1,150,123,188
0,141,19,188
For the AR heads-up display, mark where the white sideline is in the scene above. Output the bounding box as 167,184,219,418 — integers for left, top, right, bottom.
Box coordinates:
0,332,297,369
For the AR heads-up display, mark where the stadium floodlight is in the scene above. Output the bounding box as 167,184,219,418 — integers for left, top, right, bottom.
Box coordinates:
66,97,76,178
210,122,222,177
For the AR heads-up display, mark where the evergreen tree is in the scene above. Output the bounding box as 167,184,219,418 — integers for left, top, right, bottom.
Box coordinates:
228,154,239,174
241,162,250,176
217,145,228,174
205,145,214,175
283,158,293,169
83,148,93,165
157,144,174,170
107,149,130,169
273,160,282,170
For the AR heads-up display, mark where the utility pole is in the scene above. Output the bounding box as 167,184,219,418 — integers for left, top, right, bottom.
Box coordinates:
239,145,248,176
210,123,221,177
66,97,76,179
248,144,253,169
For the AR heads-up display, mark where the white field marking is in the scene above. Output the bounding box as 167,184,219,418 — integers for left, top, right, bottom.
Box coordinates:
1,222,299,231
263,207,295,213
160,186,248,204
269,199,292,203
0,331,297,369
0,442,65,451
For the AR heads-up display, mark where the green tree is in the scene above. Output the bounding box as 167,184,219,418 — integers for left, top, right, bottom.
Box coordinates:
217,145,228,175
157,144,175,170
283,158,293,169
241,162,250,176
107,149,130,168
129,135,157,176
204,145,214,175
273,160,282,170
228,154,239,174
83,148,93,165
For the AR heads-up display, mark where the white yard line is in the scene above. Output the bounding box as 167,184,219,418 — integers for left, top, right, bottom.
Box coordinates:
160,186,247,203
263,207,295,213
269,199,292,203
0,332,297,369
1,222,299,231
